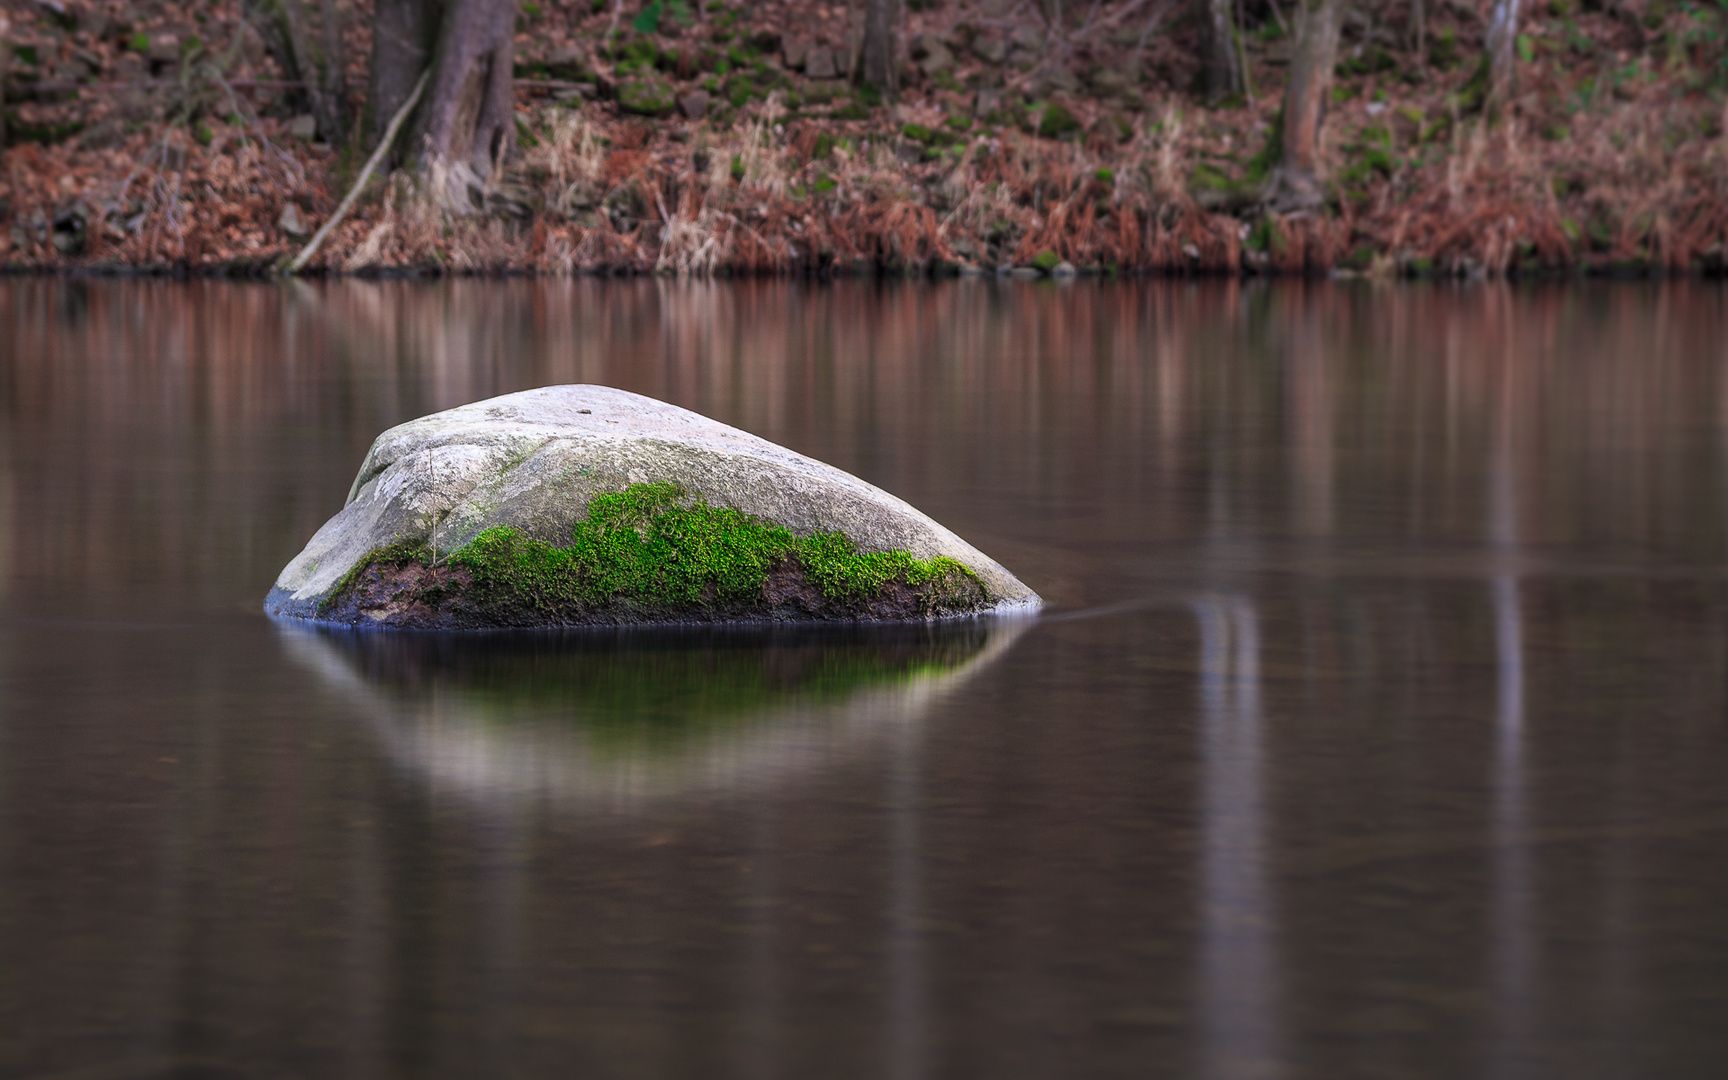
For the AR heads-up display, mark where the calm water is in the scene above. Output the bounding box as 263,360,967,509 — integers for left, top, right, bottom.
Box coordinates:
2,278,1727,1080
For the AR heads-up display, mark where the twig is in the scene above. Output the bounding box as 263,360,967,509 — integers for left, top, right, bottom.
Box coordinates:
285,69,427,275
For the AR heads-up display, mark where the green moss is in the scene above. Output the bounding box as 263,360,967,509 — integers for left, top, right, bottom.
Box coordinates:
1429,27,1459,70
1244,216,1283,254
1037,102,1081,139
1338,124,1395,190
632,0,663,34
618,74,677,115
400,482,983,619
1030,250,1061,273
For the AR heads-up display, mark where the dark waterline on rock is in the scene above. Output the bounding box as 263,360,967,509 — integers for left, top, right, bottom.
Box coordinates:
2,277,1727,1079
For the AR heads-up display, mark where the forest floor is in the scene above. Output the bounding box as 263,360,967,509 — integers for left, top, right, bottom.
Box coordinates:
4,0,1728,277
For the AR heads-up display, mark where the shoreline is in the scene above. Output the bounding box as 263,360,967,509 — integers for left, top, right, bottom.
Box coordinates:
4,257,1722,280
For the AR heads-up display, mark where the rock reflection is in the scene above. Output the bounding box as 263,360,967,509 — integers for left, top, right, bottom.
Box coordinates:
1488,349,1533,1076
1195,595,1281,1080
278,617,1030,806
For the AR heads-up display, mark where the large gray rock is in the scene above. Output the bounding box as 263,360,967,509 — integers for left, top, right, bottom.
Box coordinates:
266,385,1040,627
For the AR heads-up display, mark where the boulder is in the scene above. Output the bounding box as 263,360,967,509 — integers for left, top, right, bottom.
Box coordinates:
782,36,813,71
1010,25,1042,59
1085,63,1132,97
803,78,845,102
616,75,676,116
266,386,1041,629
804,47,838,80
146,34,181,65
677,90,710,119
278,202,308,238
546,45,587,80
970,33,1008,65
910,32,954,77
1032,66,1081,98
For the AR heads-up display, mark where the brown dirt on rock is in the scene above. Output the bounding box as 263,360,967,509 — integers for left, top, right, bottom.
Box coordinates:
317,558,486,630
317,552,990,629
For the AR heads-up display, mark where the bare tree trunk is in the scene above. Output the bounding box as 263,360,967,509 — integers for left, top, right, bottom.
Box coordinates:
1410,0,1425,58
1,18,9,150
1200,0,1244,102
368,0,515,202
240,0,348,145
414,0,515,179
368,0,441,148
858,0,900,97
318,0,348,123
1263,0,1341,212
1484,0,1522,105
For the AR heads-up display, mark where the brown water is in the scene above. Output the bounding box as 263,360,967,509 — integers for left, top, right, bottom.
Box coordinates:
2,278,1726,1080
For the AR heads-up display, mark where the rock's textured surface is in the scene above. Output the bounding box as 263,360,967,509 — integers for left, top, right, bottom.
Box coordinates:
266,385,1040,628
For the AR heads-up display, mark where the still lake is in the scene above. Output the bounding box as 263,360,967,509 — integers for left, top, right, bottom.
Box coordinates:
2,278,1726,1079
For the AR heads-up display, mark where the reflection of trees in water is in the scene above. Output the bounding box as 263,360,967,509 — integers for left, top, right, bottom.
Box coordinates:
4,280,1728,606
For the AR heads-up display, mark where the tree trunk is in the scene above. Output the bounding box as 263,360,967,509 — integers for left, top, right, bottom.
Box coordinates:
1200,0,1244,103
1,18,9,149
319,0,347,122
1263,0,1341,212
240,0,348,146
367,0,441,148
1484,0,1522,106
858,0,899,97
369,0,516,201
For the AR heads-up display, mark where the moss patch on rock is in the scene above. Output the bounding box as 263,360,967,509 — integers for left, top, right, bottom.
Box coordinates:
317,482,988,628
617,76,677,115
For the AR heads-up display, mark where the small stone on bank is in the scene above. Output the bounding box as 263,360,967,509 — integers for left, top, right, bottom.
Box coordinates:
678,90,710,119
279,202,308,238
804,48,838,80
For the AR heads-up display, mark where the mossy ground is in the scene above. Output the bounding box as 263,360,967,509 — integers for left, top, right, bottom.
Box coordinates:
320,482,987,628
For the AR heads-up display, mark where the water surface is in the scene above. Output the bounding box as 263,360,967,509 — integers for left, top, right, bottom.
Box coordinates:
2,278,1726,1079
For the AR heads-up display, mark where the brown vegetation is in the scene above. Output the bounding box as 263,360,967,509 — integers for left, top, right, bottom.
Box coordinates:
2,0,1727,277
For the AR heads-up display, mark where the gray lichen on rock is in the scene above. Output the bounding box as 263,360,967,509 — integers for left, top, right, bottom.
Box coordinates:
266,385,1041,628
